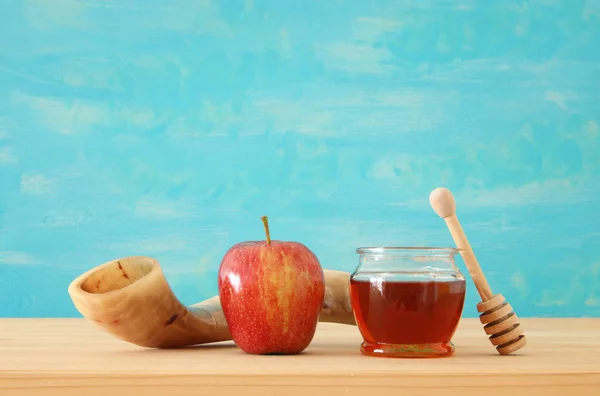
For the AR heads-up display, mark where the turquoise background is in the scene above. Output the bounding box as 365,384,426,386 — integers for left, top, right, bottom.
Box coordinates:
1,0,599,318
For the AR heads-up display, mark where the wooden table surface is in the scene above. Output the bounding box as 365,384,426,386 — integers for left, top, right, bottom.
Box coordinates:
1,318,599,395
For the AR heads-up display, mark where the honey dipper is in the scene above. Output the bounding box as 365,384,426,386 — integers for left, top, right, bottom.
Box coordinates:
429,187,526,355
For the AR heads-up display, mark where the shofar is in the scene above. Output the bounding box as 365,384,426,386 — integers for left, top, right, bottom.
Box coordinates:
68,255,356,348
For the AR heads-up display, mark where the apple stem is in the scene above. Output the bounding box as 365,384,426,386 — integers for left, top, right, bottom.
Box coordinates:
261,216,271,246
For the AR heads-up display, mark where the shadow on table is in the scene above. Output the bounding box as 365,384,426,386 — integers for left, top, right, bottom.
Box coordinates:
114,341,239,355
302,344,503,358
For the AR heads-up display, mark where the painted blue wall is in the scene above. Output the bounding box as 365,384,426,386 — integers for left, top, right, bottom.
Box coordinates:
1,0,599,318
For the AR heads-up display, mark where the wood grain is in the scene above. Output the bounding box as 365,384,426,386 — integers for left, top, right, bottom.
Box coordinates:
1,318,599,395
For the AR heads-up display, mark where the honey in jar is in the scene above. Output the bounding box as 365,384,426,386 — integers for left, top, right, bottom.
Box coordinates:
350,247,466,358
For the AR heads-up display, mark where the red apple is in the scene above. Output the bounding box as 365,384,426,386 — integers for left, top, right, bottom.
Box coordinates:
218,216,325,355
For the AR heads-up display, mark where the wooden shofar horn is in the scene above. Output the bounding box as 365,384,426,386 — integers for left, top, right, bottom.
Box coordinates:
68,255,355,348
429,187,526,355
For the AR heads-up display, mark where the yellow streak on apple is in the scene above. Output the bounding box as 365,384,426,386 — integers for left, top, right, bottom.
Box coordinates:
257,216,314,344
258,246,292,338
278,250,292,336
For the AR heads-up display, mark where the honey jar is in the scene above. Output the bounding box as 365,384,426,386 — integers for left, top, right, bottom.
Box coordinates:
350,247,466,358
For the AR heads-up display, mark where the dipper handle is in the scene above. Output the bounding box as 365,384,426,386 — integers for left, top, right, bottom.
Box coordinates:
429,187,493,301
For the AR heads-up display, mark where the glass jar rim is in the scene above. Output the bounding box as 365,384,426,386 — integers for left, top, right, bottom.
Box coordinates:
356,246,459,255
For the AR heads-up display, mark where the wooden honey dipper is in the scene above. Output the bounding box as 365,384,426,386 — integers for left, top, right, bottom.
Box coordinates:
429,187,526,355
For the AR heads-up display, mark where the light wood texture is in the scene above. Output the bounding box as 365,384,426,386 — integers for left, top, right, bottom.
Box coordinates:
67,256,355,349
429,187,526,355
1,318,599,395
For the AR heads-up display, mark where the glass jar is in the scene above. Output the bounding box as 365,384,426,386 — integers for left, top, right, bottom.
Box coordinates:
350,247,466,358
